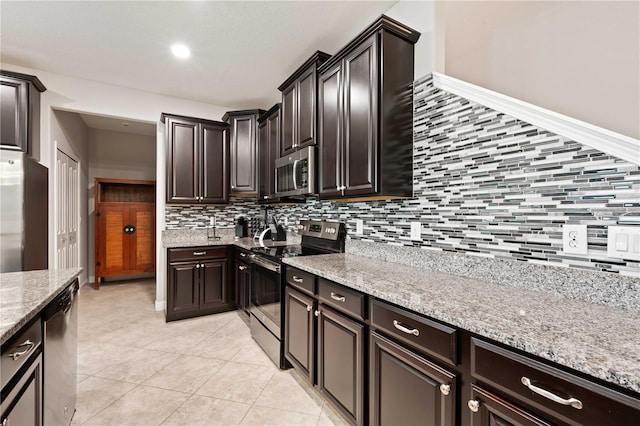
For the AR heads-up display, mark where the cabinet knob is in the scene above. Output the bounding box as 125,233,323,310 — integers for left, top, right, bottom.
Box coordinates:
439,384,451,396
2,417,8,426
468,399,480,413
306,305,312,312
239,265,247,271
196,264,200,269
314,310,320,317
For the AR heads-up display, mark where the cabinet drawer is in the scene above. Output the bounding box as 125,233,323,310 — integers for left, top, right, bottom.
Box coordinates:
471,338,640,425
318,278,365,321
168,246,227,262
1,318,42,389
371,299,457,366
286,267,315,295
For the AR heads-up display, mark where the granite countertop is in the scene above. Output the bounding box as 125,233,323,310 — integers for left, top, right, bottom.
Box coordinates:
0,268,82,345
162,229,296,250
283,253,640,394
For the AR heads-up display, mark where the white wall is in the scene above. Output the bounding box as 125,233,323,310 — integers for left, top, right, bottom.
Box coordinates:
50,110,89,285
384,0,436,79
87,128,156,282
3,62,233,310
436,0,640,139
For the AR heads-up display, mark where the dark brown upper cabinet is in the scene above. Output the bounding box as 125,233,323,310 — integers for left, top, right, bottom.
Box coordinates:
162,113,229,204
318,16,419,200
257,104,280,203
278,51,331,157
1,70,46,159
223,109,265,196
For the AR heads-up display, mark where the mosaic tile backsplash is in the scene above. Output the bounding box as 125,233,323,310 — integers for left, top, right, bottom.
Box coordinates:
166,74,640,276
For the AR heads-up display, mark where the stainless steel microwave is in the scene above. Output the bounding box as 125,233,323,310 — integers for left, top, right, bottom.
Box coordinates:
274,146,315,197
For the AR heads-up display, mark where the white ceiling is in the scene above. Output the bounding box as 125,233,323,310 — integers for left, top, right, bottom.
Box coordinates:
79,112,157,136
1,1,397,110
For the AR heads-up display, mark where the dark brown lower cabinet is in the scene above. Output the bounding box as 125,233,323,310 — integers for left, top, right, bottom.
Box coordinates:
284,286,315,381
370,332,456,426
166,247,234,321
469,385,552,426
318,305,365,426
0,354,42,426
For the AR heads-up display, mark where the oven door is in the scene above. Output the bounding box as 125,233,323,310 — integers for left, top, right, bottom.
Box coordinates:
274,146,315,197
250,256,282,338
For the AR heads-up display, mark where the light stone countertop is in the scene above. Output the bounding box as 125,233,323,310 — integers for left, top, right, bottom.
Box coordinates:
0,268,82,345
283,253,640,394
162,229,297,250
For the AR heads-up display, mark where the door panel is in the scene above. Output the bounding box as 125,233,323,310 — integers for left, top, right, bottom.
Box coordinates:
318,305,364,425
344,35,378,195
281,84,296,156
0,77,28,152
230,115,256,193
167,119,198,202
201,124,228,203
297,67,316,148
284,286,315,381
56,149,79,269
318,65,342,198
168,263,200,315
267,110,280,198
200,260,227,309
131,204,155,271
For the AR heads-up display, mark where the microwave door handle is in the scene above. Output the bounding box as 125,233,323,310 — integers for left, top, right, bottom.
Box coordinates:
292,159,300,190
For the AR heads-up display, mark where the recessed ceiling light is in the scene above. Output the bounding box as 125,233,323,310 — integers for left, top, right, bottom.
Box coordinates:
170,43,191,59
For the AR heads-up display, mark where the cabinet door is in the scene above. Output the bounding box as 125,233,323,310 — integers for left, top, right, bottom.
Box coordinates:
235,259,250,314
201,123,228,203
257,120,270,202
129,204,155,273
343,34,378,196
318,305,365,425
469,385,552,426
318,64,343,198
281,84,296,156
230,114,257,194
0,76,28,153
370,332,456,426
297,66,316,149
166,117,199,203
284,286,315,382
267,109,281,198
167,262,200,317
200,259,228,309
95,204,128,277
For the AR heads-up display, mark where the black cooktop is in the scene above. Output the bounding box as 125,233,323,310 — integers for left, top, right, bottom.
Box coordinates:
250,244,335,262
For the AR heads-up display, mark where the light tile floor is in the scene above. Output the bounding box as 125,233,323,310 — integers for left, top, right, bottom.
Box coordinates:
74,279,348,426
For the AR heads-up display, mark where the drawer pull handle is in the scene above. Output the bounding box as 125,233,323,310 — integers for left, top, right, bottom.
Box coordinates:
292,276,304,283
521,377,583,410
8,340,35,361
330,292,346,302
468,399,480,413
193,251,206,256
440,384,451,396
238,265,247,271
393,320,420,336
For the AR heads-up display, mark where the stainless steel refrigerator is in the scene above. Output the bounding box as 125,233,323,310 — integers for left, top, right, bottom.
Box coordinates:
0,148,48,272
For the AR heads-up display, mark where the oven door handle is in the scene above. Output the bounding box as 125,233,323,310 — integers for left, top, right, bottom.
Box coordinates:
252,256,281,273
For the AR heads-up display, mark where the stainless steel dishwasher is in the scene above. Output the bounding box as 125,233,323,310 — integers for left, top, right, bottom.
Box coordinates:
43,279,79,426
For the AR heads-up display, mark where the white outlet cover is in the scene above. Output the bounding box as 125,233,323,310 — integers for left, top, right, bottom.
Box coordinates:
562,224,588,255
410,222,421,240
355,219,363,235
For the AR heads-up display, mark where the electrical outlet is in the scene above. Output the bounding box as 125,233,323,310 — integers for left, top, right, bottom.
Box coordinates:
410,222,421,240
562,224,588,255
355,219,363,235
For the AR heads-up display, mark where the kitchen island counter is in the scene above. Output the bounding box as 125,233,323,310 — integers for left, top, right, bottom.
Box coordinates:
0,268,82,345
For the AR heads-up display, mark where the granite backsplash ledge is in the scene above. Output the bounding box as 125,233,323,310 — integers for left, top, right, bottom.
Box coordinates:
346,239,640,311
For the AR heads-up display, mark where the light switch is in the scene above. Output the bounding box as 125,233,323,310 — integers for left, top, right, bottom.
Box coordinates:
608,226,640,261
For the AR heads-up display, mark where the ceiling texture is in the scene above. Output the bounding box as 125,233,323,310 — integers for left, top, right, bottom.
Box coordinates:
1,1,397,110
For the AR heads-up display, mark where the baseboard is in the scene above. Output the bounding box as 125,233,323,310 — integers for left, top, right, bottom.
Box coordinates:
155,300,165,312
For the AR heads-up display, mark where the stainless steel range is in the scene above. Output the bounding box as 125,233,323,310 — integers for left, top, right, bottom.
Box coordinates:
249,220,346,368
